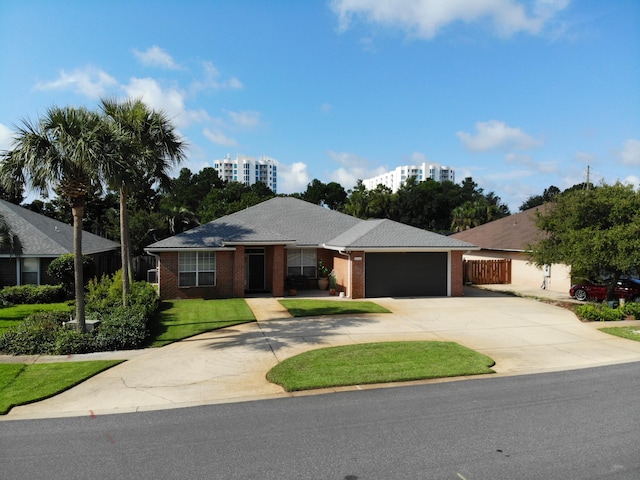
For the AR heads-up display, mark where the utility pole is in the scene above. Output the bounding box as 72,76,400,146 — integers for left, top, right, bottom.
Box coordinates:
586,165,590,191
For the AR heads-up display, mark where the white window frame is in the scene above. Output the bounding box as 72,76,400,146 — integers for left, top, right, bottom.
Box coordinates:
287,248,317,278
179,251,216,287
20,257,40,285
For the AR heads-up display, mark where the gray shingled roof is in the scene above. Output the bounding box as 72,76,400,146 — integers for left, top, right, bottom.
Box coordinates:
147,197,477,251
326,218,477,250
0,200,120,256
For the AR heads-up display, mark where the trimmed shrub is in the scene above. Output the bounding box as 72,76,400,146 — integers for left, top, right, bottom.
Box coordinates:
54,329,95,355
575,304,625,322
622,302,640,320
0,311,69,355
46,254,96,295
93,304,149,351
0,284,67,305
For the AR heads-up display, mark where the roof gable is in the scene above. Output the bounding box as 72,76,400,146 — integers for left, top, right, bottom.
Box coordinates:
0,200,119,256
326,218,476,250
450,206,547,251
147,197,477,251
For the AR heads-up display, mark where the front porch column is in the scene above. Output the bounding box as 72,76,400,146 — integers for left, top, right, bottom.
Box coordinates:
233,245,245,297
272,244,285,297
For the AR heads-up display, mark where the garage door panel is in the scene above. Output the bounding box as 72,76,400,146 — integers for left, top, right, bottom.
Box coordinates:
365,252,447,297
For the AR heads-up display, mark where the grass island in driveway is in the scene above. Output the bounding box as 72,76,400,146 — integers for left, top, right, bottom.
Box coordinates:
267,341,496,392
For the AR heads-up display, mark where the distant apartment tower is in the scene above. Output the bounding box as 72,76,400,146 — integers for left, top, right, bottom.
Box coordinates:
213,155,278,193
362,163,455,193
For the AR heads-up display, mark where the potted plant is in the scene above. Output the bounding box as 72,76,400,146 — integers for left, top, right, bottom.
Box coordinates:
317,259,329,290
328,270,337,295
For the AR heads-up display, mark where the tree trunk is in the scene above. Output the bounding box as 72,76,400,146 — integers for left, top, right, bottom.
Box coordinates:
120,187,131,307
71,201,86,333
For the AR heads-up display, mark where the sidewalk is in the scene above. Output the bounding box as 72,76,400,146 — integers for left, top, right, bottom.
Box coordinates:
4,289,640,420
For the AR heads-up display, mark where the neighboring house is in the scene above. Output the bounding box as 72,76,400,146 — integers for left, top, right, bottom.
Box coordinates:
145,197,478,300
450,206,571,294
0,200,120,287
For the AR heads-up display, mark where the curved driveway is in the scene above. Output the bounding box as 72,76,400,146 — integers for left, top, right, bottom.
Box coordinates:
5,288,640,420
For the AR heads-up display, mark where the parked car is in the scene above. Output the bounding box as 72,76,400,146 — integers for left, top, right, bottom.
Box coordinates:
570,278,640,302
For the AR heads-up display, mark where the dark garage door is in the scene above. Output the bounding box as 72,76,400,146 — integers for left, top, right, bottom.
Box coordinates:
365,252,448,297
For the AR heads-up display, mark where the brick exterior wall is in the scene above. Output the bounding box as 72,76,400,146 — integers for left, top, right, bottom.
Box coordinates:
271,245,285,296
233,245,245,297
156,247,465,300
450,250,464,297
350,251,365,299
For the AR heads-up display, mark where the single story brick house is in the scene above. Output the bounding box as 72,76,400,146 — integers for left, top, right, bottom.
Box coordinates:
145,197,478,300
450,206,571,294
0,199,120,287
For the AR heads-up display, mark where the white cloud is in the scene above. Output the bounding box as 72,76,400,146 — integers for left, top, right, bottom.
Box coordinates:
620,139,640,166
226,110,262,128
327,151,388,188
278,162,311,193
505,152,557,173
34,67,117,98
330,0,570,39
0,123,13,151
132,45,181,70
574,150,595,164
203,128,238,147
122,77,211,128
191,61,244,93
457,120,542,152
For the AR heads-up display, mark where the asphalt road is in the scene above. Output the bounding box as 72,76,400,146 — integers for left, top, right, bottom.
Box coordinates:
2,362,640,480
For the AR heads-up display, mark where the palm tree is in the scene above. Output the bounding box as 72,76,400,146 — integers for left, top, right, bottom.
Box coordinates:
100,98,185,306
0,106,105,332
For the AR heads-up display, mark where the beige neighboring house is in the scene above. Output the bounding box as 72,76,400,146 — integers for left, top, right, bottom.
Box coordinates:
450,206,571,294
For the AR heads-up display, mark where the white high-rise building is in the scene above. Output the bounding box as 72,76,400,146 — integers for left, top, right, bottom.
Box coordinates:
362,163,455,192
213,155,278,193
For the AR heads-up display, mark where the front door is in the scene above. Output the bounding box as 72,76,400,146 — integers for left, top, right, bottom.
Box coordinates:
245,248,266,292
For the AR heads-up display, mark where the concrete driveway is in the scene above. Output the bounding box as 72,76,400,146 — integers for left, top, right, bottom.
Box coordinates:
5,288,640,420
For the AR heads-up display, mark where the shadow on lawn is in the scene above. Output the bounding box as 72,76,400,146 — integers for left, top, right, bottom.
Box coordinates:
192,314,380,354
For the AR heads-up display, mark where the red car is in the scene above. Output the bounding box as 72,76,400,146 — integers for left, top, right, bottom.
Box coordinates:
570,278,640,302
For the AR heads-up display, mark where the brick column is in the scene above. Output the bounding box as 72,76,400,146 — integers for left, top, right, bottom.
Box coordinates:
450,250,464,297
233,245,245,297
350,251,365,299
272,245,285,297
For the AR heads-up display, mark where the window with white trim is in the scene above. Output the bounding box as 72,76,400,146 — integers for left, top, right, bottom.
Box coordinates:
287,249,317,278
21,258,39,285
179,252,216,287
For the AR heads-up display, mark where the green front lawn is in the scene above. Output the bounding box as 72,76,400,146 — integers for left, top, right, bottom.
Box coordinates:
279,299,390,317
0,360,122,414
600,326,640,342
148,298,256,347
0,302,72,335
267,341,495,392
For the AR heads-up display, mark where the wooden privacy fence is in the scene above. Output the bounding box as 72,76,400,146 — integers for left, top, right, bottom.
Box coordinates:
464,259,511,285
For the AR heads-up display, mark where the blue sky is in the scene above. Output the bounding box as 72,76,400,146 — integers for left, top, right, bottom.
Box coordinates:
1,0,638,212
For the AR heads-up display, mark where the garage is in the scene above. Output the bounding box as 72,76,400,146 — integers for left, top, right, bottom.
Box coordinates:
365,252,448,297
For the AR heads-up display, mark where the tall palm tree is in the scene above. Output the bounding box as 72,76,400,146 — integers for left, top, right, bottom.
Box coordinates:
0,106,104,332
100,98,185,306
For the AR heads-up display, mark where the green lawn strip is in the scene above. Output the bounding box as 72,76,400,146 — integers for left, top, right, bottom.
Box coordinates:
0,360,122,415
600,326,640,342
148,298,256,347
267,341,495,392
0,302,72,334
279,299,390,317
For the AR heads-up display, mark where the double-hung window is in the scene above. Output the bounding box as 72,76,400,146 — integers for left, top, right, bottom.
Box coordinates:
287,249,317,278
21,258,39,285
179,252,216,287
